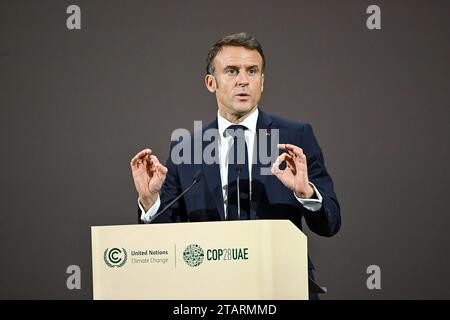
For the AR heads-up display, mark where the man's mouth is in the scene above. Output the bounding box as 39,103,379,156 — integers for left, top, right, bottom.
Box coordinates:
235,93,250,101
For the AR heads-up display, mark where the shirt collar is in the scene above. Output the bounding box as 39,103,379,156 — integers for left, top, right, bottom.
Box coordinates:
217,107,259,137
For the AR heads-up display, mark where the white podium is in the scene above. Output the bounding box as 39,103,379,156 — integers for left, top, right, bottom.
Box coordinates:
91,220,308,300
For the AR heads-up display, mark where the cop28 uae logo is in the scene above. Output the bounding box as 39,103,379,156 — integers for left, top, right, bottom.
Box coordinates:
104,248,128,268
183,244,204,267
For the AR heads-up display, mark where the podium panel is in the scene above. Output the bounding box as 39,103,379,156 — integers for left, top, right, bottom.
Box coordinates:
91,220,308,299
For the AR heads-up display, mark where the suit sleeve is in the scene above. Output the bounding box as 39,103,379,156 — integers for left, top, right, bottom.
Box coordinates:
300,123,341,237
137,141,188,224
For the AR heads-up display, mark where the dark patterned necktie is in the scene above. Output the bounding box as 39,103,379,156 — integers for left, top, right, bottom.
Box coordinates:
226,125,250,220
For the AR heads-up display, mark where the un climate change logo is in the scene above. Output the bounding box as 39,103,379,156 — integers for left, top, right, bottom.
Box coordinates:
183,244,204,267
104,248,128,268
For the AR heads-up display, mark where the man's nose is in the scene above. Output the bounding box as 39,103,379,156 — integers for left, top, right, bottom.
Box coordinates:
236,71,249,86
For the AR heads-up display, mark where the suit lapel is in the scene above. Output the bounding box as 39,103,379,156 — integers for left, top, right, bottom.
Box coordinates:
201,119,226,220
251,110,274,217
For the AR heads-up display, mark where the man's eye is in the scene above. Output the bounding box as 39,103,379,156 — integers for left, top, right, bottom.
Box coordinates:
248,69,258,75
227,69,237,75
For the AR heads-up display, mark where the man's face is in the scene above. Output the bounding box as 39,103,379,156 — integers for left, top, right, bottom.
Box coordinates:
205,46,264,120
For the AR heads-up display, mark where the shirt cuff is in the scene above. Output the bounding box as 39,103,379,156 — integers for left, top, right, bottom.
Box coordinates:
139,196,161,223
294,182,323,212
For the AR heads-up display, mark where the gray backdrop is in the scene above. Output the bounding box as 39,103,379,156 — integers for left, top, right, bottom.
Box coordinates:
1,0,449,299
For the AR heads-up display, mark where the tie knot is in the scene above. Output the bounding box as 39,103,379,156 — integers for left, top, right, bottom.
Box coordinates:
225,124,247,139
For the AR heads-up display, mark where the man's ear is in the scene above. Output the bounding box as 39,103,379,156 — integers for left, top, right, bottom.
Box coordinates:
205,74,217,93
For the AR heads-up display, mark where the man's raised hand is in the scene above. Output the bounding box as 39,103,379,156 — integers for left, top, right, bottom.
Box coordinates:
271,144,315,199
130,148,168,211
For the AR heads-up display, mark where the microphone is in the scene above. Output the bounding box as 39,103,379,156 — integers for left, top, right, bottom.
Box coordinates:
236,164,243,219
147,169,202,223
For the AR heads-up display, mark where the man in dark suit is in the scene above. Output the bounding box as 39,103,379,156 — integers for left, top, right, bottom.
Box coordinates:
130,33,340,298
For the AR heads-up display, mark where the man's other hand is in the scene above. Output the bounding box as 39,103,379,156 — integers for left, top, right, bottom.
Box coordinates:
130,148,168,211
271,144,315,199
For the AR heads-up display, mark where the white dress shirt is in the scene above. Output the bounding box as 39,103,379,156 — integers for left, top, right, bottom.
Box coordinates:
140,108,323,222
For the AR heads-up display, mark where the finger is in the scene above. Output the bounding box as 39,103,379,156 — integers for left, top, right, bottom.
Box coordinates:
284,153,296,168
149,155,165,174
283,145,306,164
284,153,298,174
277,144,304,159
271,153,290,175
278,143,299,151
299,152,307,164
148,155,167,179
279,152,301,176
280,153,296,165
278,144,295,159
130,148,152,166
276,151,295,165
284,144,304,156
150,155,161,166
286,148,295,158
157,164,168,175
293,150,306,165
271,162,282,176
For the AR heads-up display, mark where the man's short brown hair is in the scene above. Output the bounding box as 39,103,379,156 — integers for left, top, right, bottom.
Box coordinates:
206,32,265,75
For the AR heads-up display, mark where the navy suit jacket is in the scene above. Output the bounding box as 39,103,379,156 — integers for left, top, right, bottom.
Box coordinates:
138,110,341,271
